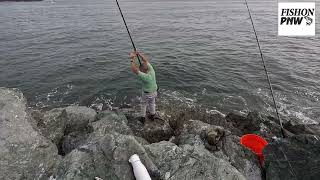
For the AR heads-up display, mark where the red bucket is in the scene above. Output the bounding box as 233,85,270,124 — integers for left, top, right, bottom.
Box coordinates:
240,134,268,166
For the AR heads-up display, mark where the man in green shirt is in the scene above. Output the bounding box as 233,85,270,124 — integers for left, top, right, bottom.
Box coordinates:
130,51,158,122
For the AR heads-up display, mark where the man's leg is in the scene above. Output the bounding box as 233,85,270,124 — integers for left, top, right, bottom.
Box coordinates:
149,93,156,115
140,92,147,123
147,91,157,120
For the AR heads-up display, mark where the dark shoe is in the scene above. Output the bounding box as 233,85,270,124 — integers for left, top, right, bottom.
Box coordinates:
138,117,146,124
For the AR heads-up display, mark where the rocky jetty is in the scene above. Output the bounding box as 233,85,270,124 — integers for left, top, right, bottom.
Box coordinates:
0,87,319,180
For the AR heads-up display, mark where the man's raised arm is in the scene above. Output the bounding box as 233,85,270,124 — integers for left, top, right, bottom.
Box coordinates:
130,52,139,74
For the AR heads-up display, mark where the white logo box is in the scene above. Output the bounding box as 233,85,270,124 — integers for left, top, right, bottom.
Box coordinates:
278,2,315,36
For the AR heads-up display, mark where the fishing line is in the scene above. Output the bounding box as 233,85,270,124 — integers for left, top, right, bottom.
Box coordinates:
244,2,298,178
115,0,142,66
244,0,285,138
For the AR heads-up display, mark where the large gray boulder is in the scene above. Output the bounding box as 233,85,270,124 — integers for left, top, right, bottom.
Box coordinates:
32,106,96,155
33,108,66,145
54,109,159,179
93,110,133,136
144,141,246,180
55,132,159,180
0,88,60,180
264,135,320,180
63,106,97,134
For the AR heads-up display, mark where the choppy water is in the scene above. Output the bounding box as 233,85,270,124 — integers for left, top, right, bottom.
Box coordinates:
0,0,319,123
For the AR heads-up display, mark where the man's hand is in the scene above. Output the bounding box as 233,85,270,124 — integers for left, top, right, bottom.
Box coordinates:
129,51,137,60
136,51,149,63
130,51,139,74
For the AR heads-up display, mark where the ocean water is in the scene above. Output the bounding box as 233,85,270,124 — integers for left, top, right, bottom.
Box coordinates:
0,0,319,123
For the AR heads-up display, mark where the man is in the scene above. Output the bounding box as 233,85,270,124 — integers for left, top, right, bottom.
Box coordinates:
130,51,158,123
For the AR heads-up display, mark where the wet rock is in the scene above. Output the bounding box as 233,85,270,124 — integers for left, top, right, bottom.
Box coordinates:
284,121,320,136
226,111,293,139
144,141,246,180
226,111,262,134
142,117,174,143
0,88,60,180
264,135,320,180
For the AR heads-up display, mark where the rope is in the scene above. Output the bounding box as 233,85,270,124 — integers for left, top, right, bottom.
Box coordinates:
244,0,285,138
115,0,142,66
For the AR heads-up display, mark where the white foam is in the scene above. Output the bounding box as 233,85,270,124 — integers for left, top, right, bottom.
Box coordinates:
206,109,226,117
260,87,319,125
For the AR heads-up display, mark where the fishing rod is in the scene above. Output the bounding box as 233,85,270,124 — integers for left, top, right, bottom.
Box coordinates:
244,0,285,138
115,0,142,66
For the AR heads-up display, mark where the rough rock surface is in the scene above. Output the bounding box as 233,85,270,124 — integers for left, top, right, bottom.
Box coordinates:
142,117,174,143
144,141,246,180
33,108,66,145
175,120,262,180
63,106,96,134
61,131,90,155
222,135,262,180
2,87,319,180
284,121,320,136
226,111,293,140
177,120,227,150
55,132,159,180
0,88,60,180
122,107,174,143
32,106,96,155
93,110,133,136
55,110,160,180
264,135,320,180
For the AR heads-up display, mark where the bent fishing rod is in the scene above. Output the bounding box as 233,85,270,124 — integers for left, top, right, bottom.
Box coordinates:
115,0,142,66
244,0,285,138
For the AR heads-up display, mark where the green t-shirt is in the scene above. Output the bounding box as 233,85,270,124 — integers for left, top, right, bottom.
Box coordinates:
137,62,158,93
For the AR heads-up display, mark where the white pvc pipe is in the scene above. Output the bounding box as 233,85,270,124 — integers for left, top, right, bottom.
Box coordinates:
129,154,152,180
